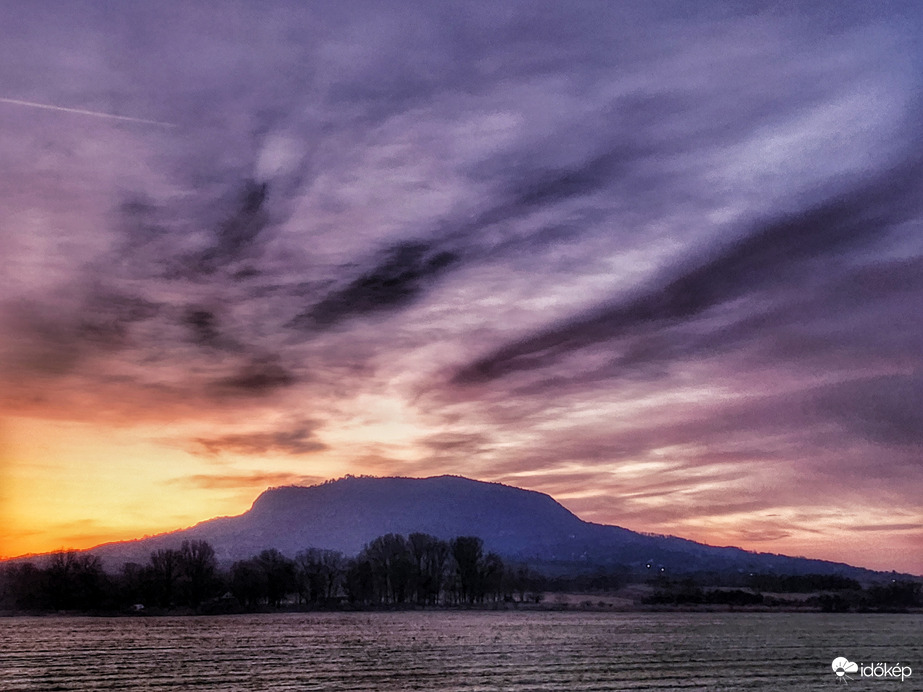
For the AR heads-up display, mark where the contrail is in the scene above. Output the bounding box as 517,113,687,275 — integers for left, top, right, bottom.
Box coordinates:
0,97,176,128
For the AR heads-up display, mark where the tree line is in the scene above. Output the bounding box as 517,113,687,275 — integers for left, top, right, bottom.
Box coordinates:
6,536,915,614
223,533,537,609
0,540,223,612
0,533,547,613
642,574,923,612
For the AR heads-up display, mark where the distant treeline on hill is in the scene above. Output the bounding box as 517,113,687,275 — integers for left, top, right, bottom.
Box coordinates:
643,574,922,612
2,533,920,614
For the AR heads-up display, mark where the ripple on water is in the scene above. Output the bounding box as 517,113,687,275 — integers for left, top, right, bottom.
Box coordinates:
0,611,920,691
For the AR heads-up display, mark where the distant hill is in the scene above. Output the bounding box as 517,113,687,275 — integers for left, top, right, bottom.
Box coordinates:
51,475,886,580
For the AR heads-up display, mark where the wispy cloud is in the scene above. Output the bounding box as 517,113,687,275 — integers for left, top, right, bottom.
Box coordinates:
191,422,327,457
167,471,326,490
453,159,923,384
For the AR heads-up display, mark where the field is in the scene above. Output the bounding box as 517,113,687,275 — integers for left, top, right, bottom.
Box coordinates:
2,611,919,690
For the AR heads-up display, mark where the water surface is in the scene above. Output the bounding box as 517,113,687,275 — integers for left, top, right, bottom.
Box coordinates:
1,611,919,690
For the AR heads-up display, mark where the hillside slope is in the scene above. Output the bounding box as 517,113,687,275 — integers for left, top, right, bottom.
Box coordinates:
75,475,879,578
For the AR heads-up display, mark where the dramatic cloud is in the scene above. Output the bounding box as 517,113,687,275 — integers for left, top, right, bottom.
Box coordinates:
191,423,327,457
454,159,923,384
1,0,921,572
292,242,460,329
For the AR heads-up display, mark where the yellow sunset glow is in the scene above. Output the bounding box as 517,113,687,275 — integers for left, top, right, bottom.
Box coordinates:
1,417,271,558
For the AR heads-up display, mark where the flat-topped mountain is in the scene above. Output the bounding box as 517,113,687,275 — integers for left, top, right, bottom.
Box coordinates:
72,475,880,578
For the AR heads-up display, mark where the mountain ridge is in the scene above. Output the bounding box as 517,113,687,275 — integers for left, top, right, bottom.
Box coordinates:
10,475,900,579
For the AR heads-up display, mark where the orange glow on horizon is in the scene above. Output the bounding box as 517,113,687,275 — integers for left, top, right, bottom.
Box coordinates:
0,416,338,559
3,416,920,576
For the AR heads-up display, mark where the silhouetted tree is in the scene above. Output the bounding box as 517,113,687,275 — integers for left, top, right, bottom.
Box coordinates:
364,534,414,603
256,549,296,607
451,536,484,604
815,593,850,612
865,581,922,611
509,564,543,603
1,562,48,610
295,548,344,604
45,551,106,610
408,533,449,605
148,548,180,607
118,562,146,606
178,540,218,608
747,573,862,592
231,558,266,609
344,557,375,604
321,551,345,600
295,550,323,604
482,552,506,602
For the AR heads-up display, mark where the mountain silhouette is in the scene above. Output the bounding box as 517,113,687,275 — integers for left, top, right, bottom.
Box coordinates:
73,475,879,578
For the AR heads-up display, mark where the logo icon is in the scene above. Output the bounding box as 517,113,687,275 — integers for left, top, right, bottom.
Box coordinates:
832,657,859,682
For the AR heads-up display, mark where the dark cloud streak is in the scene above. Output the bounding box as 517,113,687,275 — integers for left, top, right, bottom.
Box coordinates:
290,242,459,329
189,181,270,277
212,357,297,397
818,373,923,449
191,423,326,457
454,159,923,384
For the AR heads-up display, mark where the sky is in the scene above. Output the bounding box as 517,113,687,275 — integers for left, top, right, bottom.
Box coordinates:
1,1,921,574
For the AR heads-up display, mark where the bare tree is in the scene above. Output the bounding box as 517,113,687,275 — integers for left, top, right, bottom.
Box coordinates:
179,540,218,607
45,551,106,610
451,536,484,604
256,548,296,607
364,534,413,603
231,558,266,609
295,548,345,604
148,548,180,607
409,533,449,605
